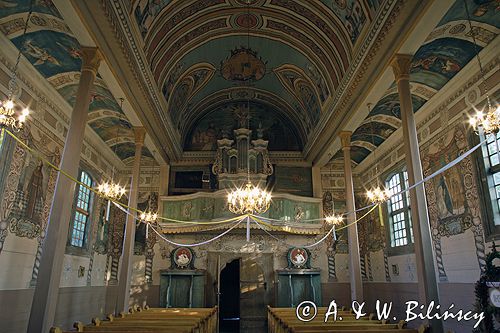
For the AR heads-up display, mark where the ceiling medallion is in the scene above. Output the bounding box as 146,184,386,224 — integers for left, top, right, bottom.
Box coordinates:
235,13,258,29
220,47,266,82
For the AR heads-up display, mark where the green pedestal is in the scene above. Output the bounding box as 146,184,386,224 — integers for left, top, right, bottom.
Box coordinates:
159,269,206,308
277,269,321,307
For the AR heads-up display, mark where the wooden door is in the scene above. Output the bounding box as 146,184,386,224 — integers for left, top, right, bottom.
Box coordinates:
239,253,274,333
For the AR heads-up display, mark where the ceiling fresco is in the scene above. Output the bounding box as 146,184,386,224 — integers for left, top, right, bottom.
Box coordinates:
131,0,385,150
185,100,302,151
0,0,154,163
332,0,500,166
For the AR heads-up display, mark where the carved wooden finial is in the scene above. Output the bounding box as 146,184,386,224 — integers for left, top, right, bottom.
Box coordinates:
119,311,127,318
49,327,63,333
106,313,114,322
92,317,101,326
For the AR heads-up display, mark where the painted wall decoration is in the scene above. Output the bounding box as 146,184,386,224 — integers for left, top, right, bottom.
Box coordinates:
167,63,215,125
133,0,173,37
0,0,154,163
93,203,109,255
272,166,313,197
185,101,302,151
134,191,159,255
275,65,321,130
333,0,499,166
6,127,60,239
319,0,367,43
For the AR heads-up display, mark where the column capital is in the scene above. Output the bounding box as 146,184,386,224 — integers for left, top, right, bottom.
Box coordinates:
134,127,146,145
339,131,352,149
391,54,413,82
80,47,103,75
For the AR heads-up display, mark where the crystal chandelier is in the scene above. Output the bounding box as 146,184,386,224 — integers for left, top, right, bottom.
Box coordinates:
365,103,391,205
325,214,343,225
0,99,29,131
140,211,158,223
1,3,33,131
96,181,126,200
226,3,272,216
96,98,127,200
367,187,391,204
227,181,272,214
470,106,500,134
465,0,499,135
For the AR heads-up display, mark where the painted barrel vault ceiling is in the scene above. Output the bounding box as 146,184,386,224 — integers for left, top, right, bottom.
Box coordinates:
132,0,384,152
332,0,499,165
0,0,154,164
0,0,498,166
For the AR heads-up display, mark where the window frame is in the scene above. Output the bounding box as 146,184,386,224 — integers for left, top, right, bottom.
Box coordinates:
383,167,415,256
475,130,500,239
67,169,95,255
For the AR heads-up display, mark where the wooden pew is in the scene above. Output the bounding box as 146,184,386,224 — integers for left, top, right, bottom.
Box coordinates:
268,306,429,333
50,305,217,333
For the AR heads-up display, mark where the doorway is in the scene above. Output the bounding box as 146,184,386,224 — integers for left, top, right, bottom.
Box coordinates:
219,259,240,333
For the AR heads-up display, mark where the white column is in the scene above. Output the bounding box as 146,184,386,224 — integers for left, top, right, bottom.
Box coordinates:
27,47,102,333
339,131,363,302
116,127,146,313
392,54,443,332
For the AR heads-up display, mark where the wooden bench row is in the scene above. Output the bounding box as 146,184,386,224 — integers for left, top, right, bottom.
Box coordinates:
50,305,218,333
268,306,429,333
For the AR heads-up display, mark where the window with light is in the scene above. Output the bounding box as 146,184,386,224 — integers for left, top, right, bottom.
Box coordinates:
386,170,413,247
70,171,93,247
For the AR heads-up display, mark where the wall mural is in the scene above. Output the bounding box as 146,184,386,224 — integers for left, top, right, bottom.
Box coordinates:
167,63,215,126
421,124,486,281
185,101,302,151
331,0,499,165
274,65,322,131
272,166,313,197
0,0,154,163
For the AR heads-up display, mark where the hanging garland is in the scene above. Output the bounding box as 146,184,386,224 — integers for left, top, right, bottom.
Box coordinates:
474,242,500,333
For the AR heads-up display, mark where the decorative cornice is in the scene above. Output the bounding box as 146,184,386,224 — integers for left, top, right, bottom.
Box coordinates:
99,0,182,159
305,0,400,155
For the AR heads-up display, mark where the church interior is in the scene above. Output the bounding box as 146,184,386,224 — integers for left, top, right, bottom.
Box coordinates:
0,0,499,333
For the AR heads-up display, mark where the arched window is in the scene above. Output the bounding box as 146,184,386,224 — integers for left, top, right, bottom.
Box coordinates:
386,170,413,247
70,171,93,247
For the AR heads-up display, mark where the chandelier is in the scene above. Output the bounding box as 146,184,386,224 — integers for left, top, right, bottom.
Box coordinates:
470,106,500,135
227,181,272,214
0,99,29,131
140,211,158,223
96,181,126,200
96,98,127,200
367,187,391,204
325,214,343,225
1,2,33,132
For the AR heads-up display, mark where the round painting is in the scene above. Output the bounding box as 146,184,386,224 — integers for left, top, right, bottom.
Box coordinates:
289,247,308,268
173,247,193,268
